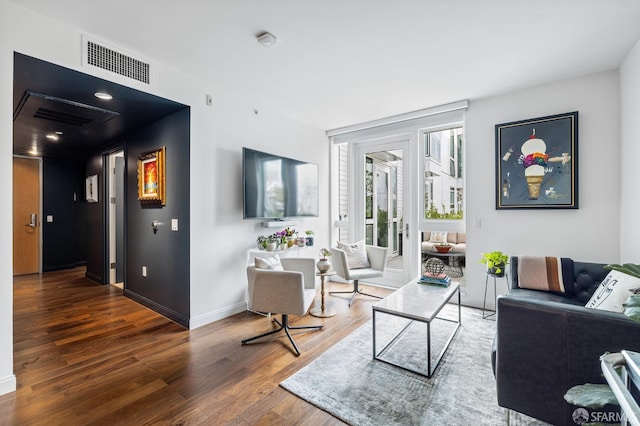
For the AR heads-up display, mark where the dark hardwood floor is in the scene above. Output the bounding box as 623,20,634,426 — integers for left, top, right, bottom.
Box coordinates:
0,268,392,425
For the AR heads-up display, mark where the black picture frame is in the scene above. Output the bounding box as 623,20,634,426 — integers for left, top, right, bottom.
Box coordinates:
495,111,578,209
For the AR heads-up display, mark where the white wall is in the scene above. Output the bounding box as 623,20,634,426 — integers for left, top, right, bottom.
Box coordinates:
464,71,621,308
620,39,640,262
0,0,16,397
0,0,329,395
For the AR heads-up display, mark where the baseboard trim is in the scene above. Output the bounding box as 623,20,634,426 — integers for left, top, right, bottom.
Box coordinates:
0,374,16,396
85,271,103,283
189,302,247,330
43,261,87,273
124,289,189,329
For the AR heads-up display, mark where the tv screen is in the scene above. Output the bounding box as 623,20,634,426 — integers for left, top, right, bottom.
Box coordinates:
243,147,319,219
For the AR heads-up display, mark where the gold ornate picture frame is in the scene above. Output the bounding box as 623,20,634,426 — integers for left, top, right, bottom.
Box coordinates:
137,146,166,205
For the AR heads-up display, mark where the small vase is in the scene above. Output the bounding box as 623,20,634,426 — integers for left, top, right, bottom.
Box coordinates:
266,242,277,252
306,236,314,246
279,243,288,251
317,258,331,273
287,236,296,248
296,237,306,247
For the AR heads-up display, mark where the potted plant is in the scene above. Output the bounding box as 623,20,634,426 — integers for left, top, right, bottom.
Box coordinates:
317,248,332,272
256,235,267,250
305,230,314,246
284,227,297,248
296,234,306,247
276,231,288,251
266,234,278,252
480,251,509,276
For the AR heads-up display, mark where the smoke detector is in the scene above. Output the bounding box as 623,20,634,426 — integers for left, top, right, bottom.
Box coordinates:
257,32,278,48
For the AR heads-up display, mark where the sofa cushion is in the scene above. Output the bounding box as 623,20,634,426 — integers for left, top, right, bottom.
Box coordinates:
254,255,284,271
572,262,610,302
337,239,370,269
428,231,448,244
507,288,584,306
517,256,574,295
451,243,466,254
585,270,640,312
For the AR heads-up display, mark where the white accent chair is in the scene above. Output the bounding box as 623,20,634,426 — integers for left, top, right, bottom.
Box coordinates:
242,258,322,356
330,245,387,306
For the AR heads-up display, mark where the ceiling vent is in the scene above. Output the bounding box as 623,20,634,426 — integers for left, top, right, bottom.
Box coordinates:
33,107,93,126
82,35,152,85
14,91,119,129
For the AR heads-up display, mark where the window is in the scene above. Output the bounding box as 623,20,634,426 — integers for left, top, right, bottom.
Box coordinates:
423,127,463,220
449,133,456,177
450,187,455,211
426,132,441,163
365,157,373,219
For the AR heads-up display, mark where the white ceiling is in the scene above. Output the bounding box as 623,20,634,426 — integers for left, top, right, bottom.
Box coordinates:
13,0,640,130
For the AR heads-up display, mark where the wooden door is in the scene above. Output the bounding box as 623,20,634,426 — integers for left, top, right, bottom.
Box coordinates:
13,157,40,275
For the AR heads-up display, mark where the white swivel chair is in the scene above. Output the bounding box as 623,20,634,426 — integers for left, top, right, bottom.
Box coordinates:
330,244,387,306
242,257,322,356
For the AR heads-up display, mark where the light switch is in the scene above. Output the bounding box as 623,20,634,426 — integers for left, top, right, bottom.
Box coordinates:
46,215,54,223
171,219,178,231
473,218,482,229
142,266,147,277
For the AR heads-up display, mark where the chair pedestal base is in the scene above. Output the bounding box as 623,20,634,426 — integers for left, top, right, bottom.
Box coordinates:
241,314,322,356
330,281,383,306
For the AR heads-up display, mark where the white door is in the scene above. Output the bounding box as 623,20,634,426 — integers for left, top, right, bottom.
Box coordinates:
107,151,125,285
352,138,416,288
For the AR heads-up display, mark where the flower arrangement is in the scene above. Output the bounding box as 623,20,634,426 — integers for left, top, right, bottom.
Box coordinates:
273,230,287,244
256,235,267,249
305,230,314,236
284,227,297,237
319,248,332,260
266,234,279,243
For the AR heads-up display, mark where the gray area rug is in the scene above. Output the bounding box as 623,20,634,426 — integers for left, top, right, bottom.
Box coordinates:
281,305,548,425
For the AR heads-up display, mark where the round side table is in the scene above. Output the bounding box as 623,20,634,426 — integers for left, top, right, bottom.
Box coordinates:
310,271,337,318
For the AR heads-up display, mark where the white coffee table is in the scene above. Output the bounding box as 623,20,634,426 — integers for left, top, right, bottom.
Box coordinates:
372,281,461,377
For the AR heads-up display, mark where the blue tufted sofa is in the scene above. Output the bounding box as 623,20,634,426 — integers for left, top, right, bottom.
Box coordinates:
492,257,640,425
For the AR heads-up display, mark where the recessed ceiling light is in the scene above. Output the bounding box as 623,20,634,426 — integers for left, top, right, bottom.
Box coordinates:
257,32,278,48
46,133,60,141
55,131,63,135
94,92,113,100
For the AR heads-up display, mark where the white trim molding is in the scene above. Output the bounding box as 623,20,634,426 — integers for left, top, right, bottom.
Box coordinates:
326,100,468,137
188,302,247,330
0,374,16,396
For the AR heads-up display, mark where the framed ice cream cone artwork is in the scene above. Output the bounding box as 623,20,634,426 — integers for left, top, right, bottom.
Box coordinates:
495,112,578,209
137,146,166,206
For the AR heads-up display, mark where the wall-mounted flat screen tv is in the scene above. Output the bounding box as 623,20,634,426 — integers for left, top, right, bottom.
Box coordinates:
243,147,319,219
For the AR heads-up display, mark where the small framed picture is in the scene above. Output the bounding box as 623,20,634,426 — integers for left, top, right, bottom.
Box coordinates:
495,112,578,209
85,174,98,203
137,146,166,205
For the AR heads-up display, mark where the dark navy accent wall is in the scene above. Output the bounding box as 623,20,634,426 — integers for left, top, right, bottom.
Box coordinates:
124,108,190,327
42,157,87,271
